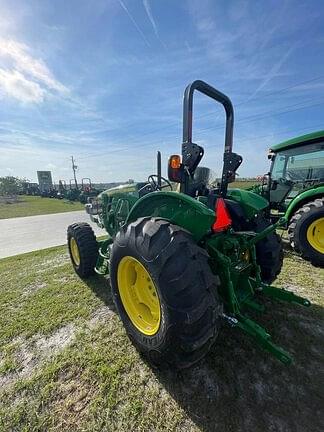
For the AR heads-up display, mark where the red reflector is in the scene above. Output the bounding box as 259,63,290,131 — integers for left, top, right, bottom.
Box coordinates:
212,198,232,232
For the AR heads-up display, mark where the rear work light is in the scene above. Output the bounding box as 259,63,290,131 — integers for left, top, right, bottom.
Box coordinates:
212,198,232,232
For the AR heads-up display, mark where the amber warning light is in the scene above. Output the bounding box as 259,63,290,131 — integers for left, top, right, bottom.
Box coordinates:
169,155,181,169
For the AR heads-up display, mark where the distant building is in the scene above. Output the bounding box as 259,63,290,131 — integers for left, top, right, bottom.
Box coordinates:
37,171,53,193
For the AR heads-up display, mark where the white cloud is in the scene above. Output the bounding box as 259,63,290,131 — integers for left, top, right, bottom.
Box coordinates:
46,163,57,170
0,39,67,93
143,0,158,36
0,38,68,103
143,0,166,48
0,69,44,103
118,0,151,47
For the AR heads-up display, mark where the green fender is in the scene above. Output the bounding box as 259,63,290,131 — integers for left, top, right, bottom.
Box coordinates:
227,188,269,219
285,185,324,221
126,191,215,241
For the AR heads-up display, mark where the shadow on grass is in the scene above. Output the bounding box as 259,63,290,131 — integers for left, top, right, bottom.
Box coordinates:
156,300,324,432
85,275,324,432
84,275,116,312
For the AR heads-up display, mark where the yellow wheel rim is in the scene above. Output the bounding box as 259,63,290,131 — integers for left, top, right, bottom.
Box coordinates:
117,256,161,336
306,217,324,254
70,237,80,266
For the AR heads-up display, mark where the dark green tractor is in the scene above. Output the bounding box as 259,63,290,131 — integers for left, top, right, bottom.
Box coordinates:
67,80,310,369
66,179,81,201
254,131,324,267
56,180,67,199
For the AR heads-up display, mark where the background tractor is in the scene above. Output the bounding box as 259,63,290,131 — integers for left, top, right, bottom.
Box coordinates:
66,179,81,201
254,132,324,267
79,178,102,204
56,179,67,199
67,80,310,369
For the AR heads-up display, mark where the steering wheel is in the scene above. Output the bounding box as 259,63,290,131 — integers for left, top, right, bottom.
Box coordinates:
148,175,173,191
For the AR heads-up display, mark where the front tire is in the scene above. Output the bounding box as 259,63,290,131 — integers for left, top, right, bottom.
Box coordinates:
67,222,98,278
110,217,222,369
288,198,324,267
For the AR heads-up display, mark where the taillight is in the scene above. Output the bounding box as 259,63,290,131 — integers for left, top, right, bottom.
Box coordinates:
212,198,232,232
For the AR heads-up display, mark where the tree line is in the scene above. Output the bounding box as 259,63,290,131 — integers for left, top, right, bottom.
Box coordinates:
0,177,26,196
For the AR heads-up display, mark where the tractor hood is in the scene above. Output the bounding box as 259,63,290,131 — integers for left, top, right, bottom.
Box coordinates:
98,182,147,199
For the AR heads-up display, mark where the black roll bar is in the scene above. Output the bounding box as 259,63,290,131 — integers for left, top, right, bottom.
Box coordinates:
183,80,234,154
181,80,240,197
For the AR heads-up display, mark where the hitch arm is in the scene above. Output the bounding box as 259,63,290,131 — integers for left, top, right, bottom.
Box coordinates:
246,217,286,247
259,284,311,307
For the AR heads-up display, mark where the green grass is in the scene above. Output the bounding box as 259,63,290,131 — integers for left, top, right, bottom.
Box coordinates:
0,195,83,219
0,245,323,431
230,180,259,189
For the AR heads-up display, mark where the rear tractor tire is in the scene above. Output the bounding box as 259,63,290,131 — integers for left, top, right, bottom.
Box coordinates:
237,215,283,284
253,216,284,284
67,222,98,278
288,198,324,267
110,217,222,369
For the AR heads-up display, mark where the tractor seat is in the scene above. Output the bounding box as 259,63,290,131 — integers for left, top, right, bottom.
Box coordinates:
187,166,212,197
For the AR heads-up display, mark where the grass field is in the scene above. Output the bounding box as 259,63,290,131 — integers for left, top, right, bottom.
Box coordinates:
0,196,83,219
0,244,323,431
230,180,259,189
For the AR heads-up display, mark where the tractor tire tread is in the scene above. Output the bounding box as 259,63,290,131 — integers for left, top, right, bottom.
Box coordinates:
250,216,283,284
67,222,98,278
110,217,222,369
288,198,324,266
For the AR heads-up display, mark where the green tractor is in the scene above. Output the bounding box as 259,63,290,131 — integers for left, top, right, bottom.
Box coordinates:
67,80,310,368
56,180,67,199
254,132,324,267
66,179,81,201
79,178,101,204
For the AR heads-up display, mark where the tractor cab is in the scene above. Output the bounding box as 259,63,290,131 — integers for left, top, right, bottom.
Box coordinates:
267,133,324,210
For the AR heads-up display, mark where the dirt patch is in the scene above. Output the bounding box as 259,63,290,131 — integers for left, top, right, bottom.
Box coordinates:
23,282,47,296
35,254,69,274
35,324,76,355
0,324,76,390
88,305,114,328
0,307,115,392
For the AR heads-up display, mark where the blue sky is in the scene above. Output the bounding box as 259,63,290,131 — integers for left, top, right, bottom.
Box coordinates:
0,0,323,183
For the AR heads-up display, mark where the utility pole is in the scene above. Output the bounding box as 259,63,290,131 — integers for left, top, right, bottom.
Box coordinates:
71,156,78,189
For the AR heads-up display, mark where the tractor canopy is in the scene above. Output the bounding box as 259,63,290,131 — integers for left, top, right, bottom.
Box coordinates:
269,130,324,153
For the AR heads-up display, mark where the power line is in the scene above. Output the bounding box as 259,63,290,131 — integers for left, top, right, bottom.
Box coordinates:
203,123,324,152
77,97,324,160
76,74,324,159
195,97,324,135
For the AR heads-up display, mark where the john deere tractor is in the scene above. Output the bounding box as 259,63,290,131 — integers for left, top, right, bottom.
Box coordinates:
79,178,101,204
67,80,310,369
253,132,324,267
66,179,81,201
56,180,67,199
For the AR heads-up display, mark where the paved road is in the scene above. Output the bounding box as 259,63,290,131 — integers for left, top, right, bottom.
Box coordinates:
0,211,105,259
